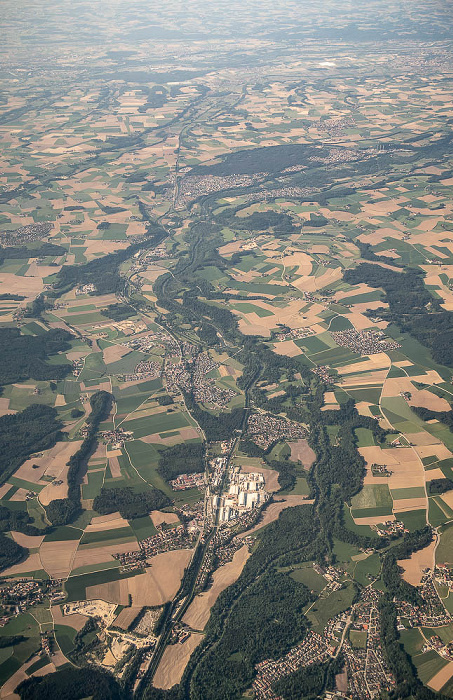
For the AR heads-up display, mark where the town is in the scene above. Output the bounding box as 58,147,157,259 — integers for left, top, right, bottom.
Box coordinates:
247,412,308,450
331,329,401,356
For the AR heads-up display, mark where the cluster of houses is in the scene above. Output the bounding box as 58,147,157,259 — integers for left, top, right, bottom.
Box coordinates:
344,589,395,699
0,579,63,624
311,365,336,384
170,472,205,491
331,329,401,356
253,631,332,699
138,524,196,558
372,520,408,537
275,326,315,342
371,463,392,477
119,360,161,383
247,412,307,450
125,330,178,355
175,172,261,208
98,427,133,447
434,564,453,589
396,571,451,627
190,352,236,410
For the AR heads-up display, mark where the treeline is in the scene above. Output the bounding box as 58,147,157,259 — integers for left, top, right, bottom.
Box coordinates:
412,406,453,432
0,404,63,486
344,263,453,367
0,327,72,386
157,443,204,482
46,391,112,526
190,143,320,177
429,478,453,495
215,209,299,237
16,667,123,700
357,241,403,268
0,533,27,573
93,487,169,519
0,293,24,300
273,657,343,699
101,303,135,321
183,392,244,441
0,242,66,266
0,635,26,648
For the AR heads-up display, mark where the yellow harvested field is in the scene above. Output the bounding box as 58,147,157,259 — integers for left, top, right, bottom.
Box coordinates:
55,394,66,407
428,662,453,692
0,273,43,300
354,514,395,526
51,604,88,631
338,354,390,375
341,371,388,387
393,498,427,512
17,439,83,484
103,344,131,364
39,466,70,505
360,446,424,490
113,606,141,630
0,484,11,499
9,488,29,502
153,633,203,690
11,532,45,549
398,538,436,586
150,511,180,527
40,539,80,579
292,266,342,293
426,468,448,482
0,397,15,416
86,549,193,606
356,401,374,418
381,377,450,411
272,339,302,357
290,439,317,469
409,392,451,412
72,540,139,570
183,546,250,630
241,465,280,492
2,552,42,576
410,432,448,447
440,490,453,510
108,456,122,477
128,550,193,606
85,514,129,533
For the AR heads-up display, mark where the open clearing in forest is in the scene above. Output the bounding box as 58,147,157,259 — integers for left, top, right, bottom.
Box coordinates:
398,538,435,586
153,633,203,689
183,546,250,630
290,439,317,469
